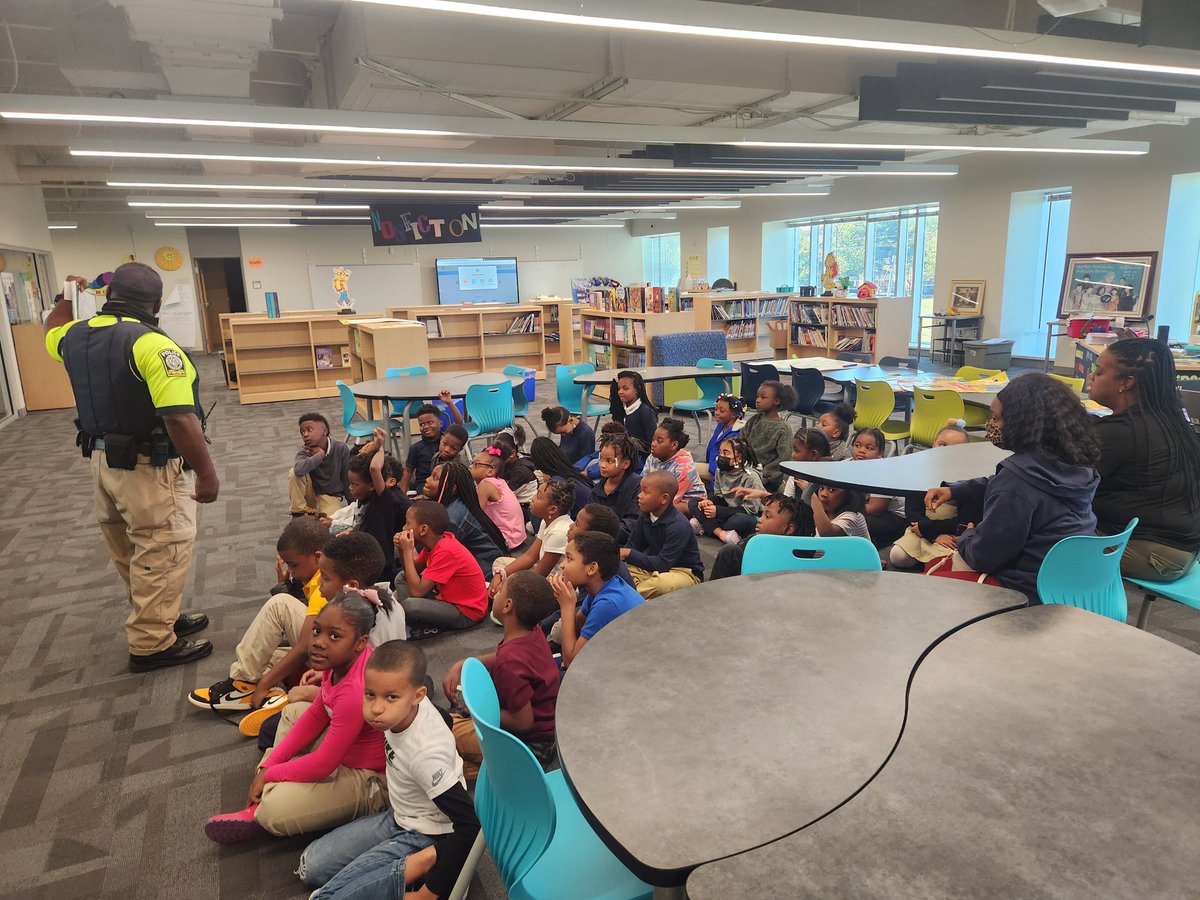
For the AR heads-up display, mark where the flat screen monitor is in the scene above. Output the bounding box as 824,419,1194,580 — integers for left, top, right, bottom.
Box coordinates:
435,256,519,305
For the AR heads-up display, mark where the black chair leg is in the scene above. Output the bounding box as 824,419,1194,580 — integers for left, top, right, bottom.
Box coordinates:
1135,593,1157,629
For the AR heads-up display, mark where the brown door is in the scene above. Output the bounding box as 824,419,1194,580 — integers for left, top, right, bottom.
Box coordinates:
195,259,232,353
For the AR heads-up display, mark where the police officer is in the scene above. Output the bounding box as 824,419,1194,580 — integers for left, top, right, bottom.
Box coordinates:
45,262,220,672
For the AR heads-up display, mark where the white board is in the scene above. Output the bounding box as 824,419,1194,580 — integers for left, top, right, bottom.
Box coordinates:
308,263,423,313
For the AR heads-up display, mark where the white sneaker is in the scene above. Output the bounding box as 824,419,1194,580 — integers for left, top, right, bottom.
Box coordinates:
721,530,742,545
689,517,704,536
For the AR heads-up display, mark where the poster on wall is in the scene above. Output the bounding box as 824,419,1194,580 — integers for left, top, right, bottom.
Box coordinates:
1057,251,1158,320
369,203,482,247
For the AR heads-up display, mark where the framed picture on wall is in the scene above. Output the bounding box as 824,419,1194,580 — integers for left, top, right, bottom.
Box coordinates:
1057,251,1158,320
948,280,985,315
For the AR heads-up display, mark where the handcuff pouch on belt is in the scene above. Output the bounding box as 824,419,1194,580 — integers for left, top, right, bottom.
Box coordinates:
103,434,139,470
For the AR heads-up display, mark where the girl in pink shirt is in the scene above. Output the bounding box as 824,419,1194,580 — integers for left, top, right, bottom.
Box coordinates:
470,447,527,551
204,594,388,843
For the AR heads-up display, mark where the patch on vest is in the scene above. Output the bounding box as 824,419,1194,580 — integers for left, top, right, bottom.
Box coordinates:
159,348,186,377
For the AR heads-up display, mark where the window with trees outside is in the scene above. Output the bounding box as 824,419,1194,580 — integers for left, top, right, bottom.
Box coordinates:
641,232,681,288
786,205,939,344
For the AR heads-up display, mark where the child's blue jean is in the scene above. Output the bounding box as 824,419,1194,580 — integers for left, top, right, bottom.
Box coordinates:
299,810,436,897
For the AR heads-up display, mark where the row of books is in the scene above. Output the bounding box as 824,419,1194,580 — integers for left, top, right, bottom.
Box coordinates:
791,325,829,347
833,335,872,351
791,304,830,325
506,313,542,334
588,346,613,370
720,320,757,340
315,346,352,369
711,299,755,319
831,306,877,328
759,297,790,318
582,317,646,346
584,284,682,313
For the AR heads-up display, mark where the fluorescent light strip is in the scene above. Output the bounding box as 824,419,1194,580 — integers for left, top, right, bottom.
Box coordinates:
482,222,625,228
73,148,953,178
352,0,1200,79
129,201,371,210
482,204,731,211
155,222,300,228
734,140,1146,156
109,180,731,199
48,224,77,230
0,110,454,137
147,214,372,221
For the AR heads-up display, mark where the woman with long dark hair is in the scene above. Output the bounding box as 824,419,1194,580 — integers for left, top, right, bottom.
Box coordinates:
430,461,508,576
529,435,592,517
1088,338,1200,581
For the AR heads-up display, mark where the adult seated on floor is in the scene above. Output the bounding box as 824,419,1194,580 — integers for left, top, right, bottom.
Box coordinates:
1087,338,1200,582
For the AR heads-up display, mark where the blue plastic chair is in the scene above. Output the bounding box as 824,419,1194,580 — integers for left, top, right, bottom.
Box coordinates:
502,364,538,436
741,535,882,574
336,380,403,446
461,660,652,900
462,380,514,453
383,365,429,418
556,363,608,426
789,366,836,428
670,357,732,446
739,361,779,409
1036,518,1137,622
1128,563,1200,629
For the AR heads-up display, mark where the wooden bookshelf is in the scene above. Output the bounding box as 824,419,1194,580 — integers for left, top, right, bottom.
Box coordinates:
578,309,695,370
682,291,799,360
532,296,583,366
385,305,548,377
220,309,348,388
229,313,374,404
786,296,914,363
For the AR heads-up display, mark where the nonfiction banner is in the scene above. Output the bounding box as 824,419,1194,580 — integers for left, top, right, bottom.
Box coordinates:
369,203,482,246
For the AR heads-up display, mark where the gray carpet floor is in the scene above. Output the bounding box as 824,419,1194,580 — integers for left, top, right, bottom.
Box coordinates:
1,354,1195,900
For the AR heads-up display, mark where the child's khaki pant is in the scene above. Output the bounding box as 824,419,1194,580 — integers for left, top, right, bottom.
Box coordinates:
287,469,344,516
255,701,389,837
627,565,701,599
229,593,307,683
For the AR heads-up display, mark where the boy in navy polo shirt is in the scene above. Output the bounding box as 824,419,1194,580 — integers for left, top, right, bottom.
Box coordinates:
621,470,704,599
401,406,468,496
550,531,645,670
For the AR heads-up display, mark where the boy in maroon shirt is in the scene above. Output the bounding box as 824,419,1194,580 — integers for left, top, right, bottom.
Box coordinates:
393,502,488,640
442,571,560,780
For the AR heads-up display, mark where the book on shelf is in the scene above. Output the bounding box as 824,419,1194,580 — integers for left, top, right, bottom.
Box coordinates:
711,299,755,320
790,302,829,325
417,316,442,338
831,304,877,328
833,335,865,351
340,348,351,367
315,346,336,369
506,312,540,334
583,284,680,314
759,297,789,318
791,325,828,347
722,320,757,340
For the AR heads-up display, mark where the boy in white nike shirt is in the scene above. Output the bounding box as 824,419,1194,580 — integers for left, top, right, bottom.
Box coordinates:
298,641,480,899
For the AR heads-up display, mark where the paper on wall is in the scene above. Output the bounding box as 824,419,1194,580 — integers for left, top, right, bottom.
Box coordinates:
158,283,199,349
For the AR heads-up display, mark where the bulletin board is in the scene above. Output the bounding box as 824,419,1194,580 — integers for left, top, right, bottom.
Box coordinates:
307,264,422,313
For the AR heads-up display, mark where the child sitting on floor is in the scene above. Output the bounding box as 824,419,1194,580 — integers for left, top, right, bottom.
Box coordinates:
298,641,480,900
584,420,630,478
890,421,971,570
642,416,706,515
590,433,642,542
491,433,538,506
736,426,830,503
923,374,1099,602
489,478,575,597
710,492,805,580
529,436,593,518
289,412,350,516
622,470,705,598
204,594,388,844
424,462,507,579
394,502,489,639
469,446,527,552
741,380,798,492
610,369,657,452
401,405,468,496
818,403,856,461
551,531,646,669
810,484,870,540
347,427,409,583
442,571,561,780
702,393,745,482
850,427,908,550
688,434,764,545
541,405,596,470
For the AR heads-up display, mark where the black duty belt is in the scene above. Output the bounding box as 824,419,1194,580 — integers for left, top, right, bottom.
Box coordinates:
93,437,180,458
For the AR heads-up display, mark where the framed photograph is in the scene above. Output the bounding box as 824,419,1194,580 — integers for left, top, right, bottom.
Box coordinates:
1057,251,1158,320
949,280,985,316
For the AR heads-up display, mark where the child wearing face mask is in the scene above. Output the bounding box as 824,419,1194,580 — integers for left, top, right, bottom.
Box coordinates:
687,435,765,545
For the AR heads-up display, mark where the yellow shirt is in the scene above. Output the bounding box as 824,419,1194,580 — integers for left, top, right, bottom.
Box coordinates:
46,315,199,415
303,570,328,618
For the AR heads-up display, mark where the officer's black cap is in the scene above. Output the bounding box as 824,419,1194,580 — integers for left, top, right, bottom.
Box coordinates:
108,262,163,305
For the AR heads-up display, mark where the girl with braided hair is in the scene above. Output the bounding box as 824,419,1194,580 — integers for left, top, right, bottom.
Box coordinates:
924,373,1100,602
688,434,765,545
1088,338,1200,581
426,462,507,577
702,392,745,481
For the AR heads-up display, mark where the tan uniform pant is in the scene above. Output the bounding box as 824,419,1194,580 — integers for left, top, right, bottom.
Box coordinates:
288,470,345,516
93,453,197,655
451,712,482,782
627,565,701,599
255,700,389,837
229,593,308,682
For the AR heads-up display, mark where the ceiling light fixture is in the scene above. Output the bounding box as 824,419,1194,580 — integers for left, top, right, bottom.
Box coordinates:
154,222,300,228
0,110,455,137
481,222,626,228
108,180,734,199
129,201,372,210
481,204,738,211
732,140,1145,156
146,214,372,221
48,223,77,230
351,0,1200,79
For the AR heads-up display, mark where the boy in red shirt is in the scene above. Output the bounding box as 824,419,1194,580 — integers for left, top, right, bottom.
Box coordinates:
393,501,487,639
442,570,560,780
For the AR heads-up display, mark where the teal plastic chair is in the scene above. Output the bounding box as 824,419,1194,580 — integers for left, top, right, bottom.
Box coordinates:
741,535,882,574
335,379,403,446
1036,518,1137,622
461,660,652,900
556,363,608,426
502,364,538,436
1127,563,1200,629
670,357,732,445
383,365,429,419
462,380,514,453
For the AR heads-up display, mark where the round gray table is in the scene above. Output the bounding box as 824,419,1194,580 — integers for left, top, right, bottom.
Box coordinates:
554,571,1027,891
782,440,1011,496
572,365,725,386
688,603,1200,899
350,371,523,454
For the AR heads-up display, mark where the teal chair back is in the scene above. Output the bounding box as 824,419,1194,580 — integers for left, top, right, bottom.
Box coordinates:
384,365,429,418
502,364,532,417
556,363,596,416
692,356,732,404
464,381,514,439
742,535,882,574
336,379,374,438
1036,518,1136,622
461,659,555,890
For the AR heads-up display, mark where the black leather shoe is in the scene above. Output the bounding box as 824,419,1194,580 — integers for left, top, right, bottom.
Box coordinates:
174,613,209,637
129,638,214,673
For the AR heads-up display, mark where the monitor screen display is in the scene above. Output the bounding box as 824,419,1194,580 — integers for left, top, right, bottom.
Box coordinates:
435,257,520,305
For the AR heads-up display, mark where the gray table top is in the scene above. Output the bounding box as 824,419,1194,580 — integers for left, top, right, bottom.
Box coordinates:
350,371,523,401
573,365,724,386
782,441,1011,496
688,604,1200,899
555,571,1026,885
820,364,910,385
